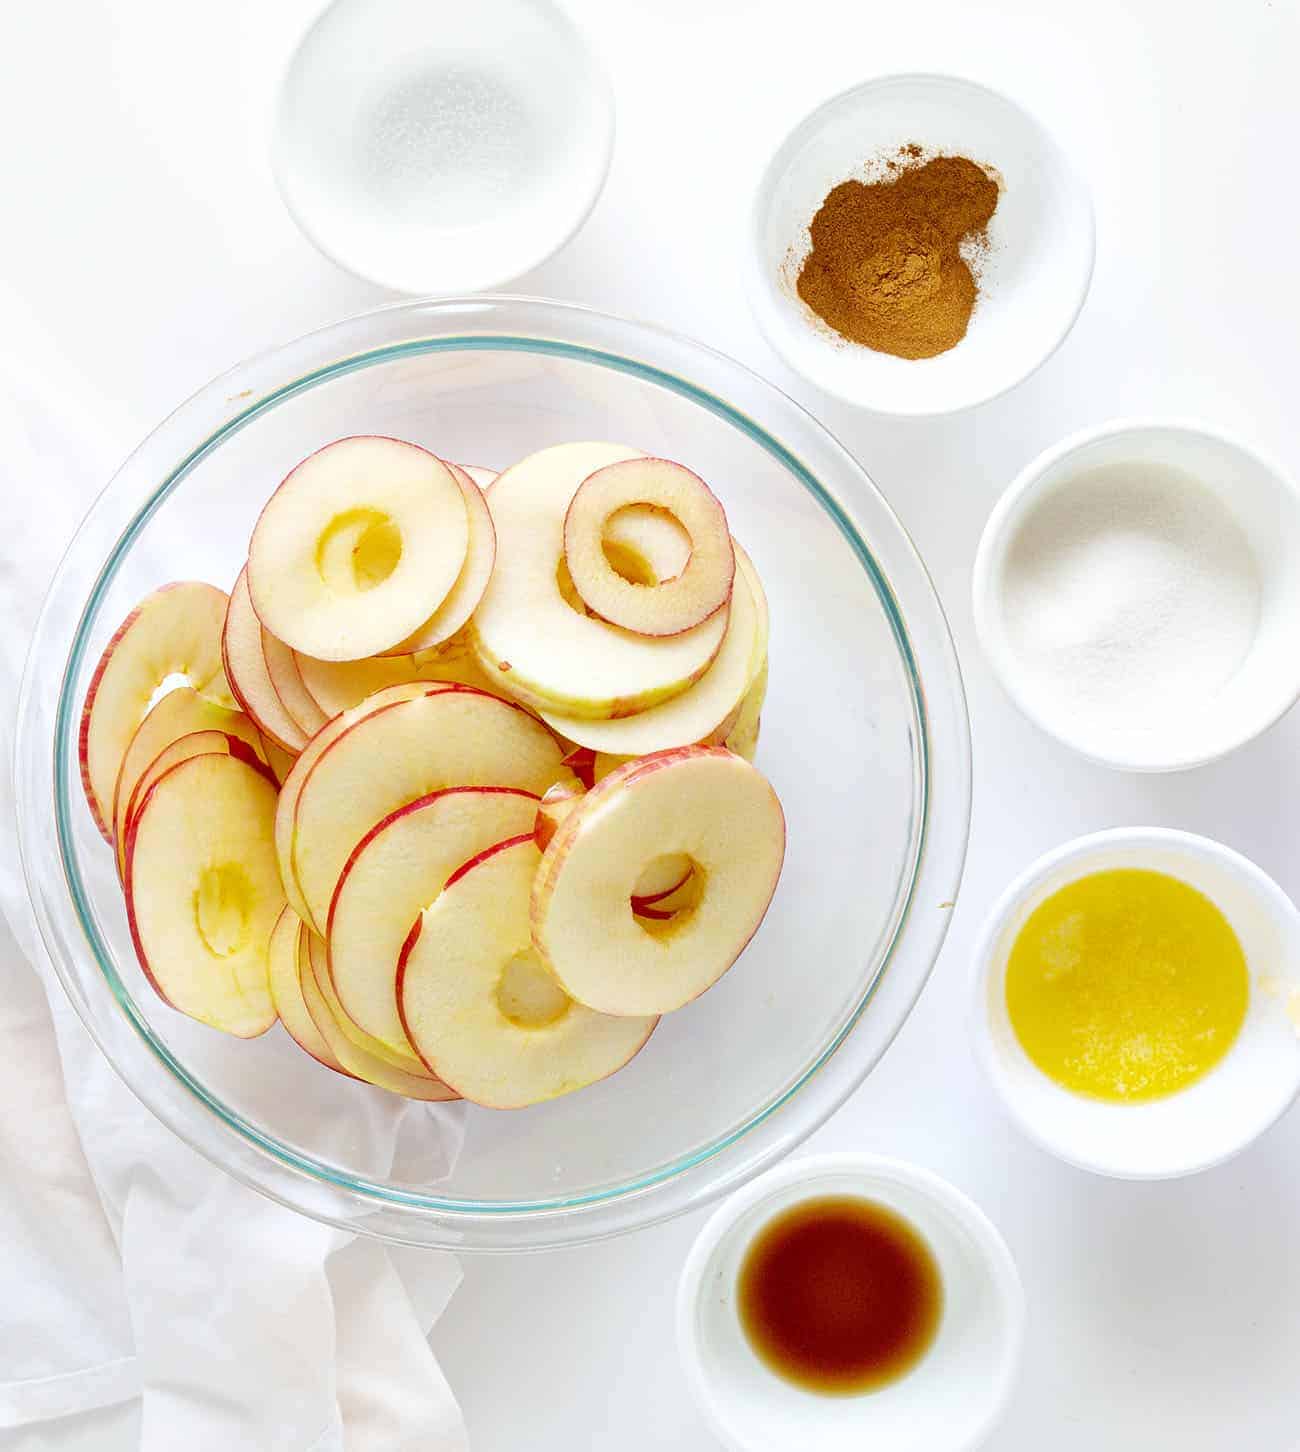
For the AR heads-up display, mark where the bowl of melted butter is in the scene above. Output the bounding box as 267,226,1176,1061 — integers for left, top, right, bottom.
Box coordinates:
973,828,1300,1178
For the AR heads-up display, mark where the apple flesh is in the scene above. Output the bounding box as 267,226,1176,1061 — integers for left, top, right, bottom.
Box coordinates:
724,656,767,761
222,567,309,751
118,729,268,877
328,785,541,1053
124,752,283,1036
274,681,462,929
303,924,431,1073
291,685,575,933
538,543,766,755
293,642,496,719
564,458,734,635
398,834,658,1108
247,437,469,660
533,779,585,853
267,907,351,1076
260,627,328,736
111,687,264,876
80,581,233,841
381,463,497,655
531,747,786,1016
471,443,729,719
297,929,457,1099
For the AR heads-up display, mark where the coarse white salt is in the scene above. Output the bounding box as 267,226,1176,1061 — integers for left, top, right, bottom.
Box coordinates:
999,461,1262,737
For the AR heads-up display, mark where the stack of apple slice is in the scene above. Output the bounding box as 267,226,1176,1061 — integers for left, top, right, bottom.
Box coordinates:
79,436,784,1111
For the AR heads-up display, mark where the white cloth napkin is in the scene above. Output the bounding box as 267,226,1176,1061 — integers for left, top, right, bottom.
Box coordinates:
0,285,469,1451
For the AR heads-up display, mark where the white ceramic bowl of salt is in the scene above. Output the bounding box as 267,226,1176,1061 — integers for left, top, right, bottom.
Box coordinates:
272,0,614,294
973,419,1300,771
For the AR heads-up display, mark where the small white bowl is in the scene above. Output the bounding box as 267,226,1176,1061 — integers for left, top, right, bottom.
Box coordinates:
973,419,1300,771
677,1153,1024,1452
747,73,1094,416
272,0,614,294
973,829,1300,1180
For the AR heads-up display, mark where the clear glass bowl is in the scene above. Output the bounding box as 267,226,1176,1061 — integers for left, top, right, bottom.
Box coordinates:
15,297,970,1250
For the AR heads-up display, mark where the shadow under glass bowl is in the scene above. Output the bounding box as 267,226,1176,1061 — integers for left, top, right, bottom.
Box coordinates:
15,296,970,1251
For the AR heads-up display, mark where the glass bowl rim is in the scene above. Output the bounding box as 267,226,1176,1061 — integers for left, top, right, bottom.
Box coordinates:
26,295,971,1245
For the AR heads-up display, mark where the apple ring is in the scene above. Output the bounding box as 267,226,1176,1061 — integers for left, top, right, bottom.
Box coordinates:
563,457,734,636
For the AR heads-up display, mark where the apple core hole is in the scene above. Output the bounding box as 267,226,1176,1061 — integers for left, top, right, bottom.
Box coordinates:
632,855,704,937
602,505,687,585
497,949,572,1029
317,509,403,594
193,863,254,958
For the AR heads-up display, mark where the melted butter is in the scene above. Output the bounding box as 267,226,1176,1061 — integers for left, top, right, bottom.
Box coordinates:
1005,868,1248,1102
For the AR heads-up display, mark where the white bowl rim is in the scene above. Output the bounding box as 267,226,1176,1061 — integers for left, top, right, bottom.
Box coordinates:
970,826,1300,1179
745,69,1097,418
972,416,1300,772
269,0,616,295
676,1150,1026,1452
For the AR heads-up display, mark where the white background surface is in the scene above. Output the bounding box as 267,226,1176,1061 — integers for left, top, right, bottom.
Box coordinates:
5,0,1300,1446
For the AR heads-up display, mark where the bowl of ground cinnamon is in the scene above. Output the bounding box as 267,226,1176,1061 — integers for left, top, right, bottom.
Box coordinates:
747,74,1094,416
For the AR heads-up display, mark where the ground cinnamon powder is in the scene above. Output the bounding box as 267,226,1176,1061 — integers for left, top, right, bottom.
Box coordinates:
796,152,1000,359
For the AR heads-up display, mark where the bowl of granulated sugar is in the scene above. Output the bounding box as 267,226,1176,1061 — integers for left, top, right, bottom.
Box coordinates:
973,419,1300,771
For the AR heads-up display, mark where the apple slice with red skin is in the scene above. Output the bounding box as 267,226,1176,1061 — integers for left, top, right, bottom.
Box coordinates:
558,745,596,789
533,779,585,854
273,681,467,929
304,926,431,1074
110,687,264,873
470,442,729,719
292,645,498,720
124,752,283,1037
538,543,766,755
398,834,657,1108
298,928,456,1100
258,735,298,785
459,465,498,490
117,728,268,878
328,785,541,1054
247,436,470,661
222,567,309,751
531,746,786,1016
260,628,328,736
80,581,233,841
267,908,352,1077
380,463,498,655
563,458,734,636
291,685,574,934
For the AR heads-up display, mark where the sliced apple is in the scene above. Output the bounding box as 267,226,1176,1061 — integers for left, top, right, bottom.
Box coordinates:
298,929,457,1100
267,907,350,1076
304,924,430,1074
380,463,497,655
293,644,496,719
292,686,574,932
111,687,264,872
398,835,658,1108
329,786,541,1052
564,458,733,635
531,747,785,1016
471,443,729,718
459,464,498,489
260,628,329,735
117,729,268,878
725,656,767,761
222,568,309,751
123,752,283,1036
533,779,585,854
80,582,232,841
246,436,469,660
259,735,299,785
274,681,461,927
537,543,767,755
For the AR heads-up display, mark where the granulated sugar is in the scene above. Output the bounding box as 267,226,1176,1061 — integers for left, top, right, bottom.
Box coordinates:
1000,462,1261,734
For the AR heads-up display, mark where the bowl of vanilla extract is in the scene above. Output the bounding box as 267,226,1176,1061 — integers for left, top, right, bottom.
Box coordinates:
676,1153,1024,1452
